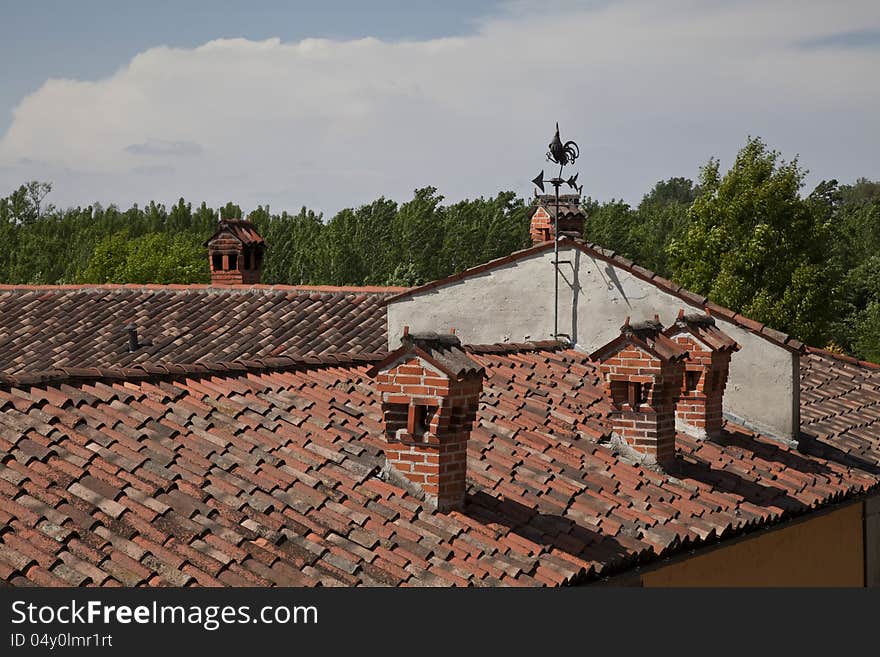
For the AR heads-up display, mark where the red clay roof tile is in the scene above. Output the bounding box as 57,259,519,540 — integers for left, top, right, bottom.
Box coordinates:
0,344,877,587
0,286,402,375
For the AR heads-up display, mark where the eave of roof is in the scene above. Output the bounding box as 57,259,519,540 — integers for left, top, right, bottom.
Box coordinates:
805,346,880,371
383,237,803,353
0,283,409,294
0,352,386,391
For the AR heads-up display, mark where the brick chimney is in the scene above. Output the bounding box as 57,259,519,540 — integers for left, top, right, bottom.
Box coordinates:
205,216,266,285
664,310,740,438
529,193,585,244
369,330,484,511
591,317,688,468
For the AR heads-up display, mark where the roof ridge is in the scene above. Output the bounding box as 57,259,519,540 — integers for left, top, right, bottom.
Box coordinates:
0,352,387,391
0,283,409,294
384,237,803,353
805,346,880,371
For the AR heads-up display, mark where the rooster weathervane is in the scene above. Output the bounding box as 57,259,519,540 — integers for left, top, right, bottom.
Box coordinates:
547,122,579,167
532,123,582,195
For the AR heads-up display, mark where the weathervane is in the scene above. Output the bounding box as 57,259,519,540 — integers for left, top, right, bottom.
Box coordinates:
531,122,582,343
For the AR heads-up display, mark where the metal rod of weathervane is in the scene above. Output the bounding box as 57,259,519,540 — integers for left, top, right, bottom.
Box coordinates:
531,123,582,343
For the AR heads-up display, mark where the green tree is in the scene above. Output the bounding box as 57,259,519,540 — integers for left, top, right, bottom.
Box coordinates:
257,207,324,284
79,231,209,284
582,198,637,254
629,178,696,275
667,137,836,344
852,302,880,363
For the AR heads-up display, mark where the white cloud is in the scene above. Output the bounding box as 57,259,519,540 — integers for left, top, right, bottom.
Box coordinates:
1,0,878,214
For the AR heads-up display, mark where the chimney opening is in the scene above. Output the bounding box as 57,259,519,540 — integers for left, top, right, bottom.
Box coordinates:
228,253,238,271
685,370,701,392
407,405,433,436
212,254,223,271
610,380,628,407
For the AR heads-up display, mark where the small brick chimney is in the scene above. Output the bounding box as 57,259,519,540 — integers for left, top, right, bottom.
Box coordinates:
591,317,688,468
369,330,484,511
529,193,585,244
664,310,740,438
205,216,266,285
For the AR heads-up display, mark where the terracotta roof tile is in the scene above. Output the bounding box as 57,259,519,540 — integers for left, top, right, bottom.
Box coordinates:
800,348,880,468
0,285,403,374
0,344,877,587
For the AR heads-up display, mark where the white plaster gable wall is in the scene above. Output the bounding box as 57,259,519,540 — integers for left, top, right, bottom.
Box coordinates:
387,242,799,440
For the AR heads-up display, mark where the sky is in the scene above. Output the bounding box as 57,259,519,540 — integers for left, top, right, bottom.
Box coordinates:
1,0,878,216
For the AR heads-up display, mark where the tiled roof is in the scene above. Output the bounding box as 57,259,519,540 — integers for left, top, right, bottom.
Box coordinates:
800,347,880,468
0,285,406,374
0,344,874,587
384,237,804,353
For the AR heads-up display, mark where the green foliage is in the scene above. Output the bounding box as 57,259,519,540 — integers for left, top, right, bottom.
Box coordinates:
582,178,696,277
255,207,324,285
250,187,529,287
666,137,836,345
0,183,529,290
385,262,425,287
852,301,880,363
79,231,210,284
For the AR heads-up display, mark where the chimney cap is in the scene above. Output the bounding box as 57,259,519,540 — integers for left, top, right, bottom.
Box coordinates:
403,331,462,348
675,309,717,328
666,308,740,352
623,318,664,339
204,217,266,248
591,317,688,362
369,331,484,380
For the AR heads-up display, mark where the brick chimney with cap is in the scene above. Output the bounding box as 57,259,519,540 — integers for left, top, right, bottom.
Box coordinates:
664,309,740,438
590,317,689,468
205,216,266,285
529,193,585,244
368,329,484,511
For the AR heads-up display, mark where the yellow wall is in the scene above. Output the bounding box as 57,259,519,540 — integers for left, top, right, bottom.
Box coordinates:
642,503,864,587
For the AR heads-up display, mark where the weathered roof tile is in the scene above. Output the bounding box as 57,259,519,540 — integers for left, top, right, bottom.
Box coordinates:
0,343,878,587
0,286,404,375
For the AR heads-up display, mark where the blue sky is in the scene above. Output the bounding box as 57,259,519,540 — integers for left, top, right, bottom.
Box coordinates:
1,1,878,215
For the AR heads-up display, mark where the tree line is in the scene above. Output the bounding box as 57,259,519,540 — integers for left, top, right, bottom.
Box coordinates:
1,136,878,361
0,185,529,289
